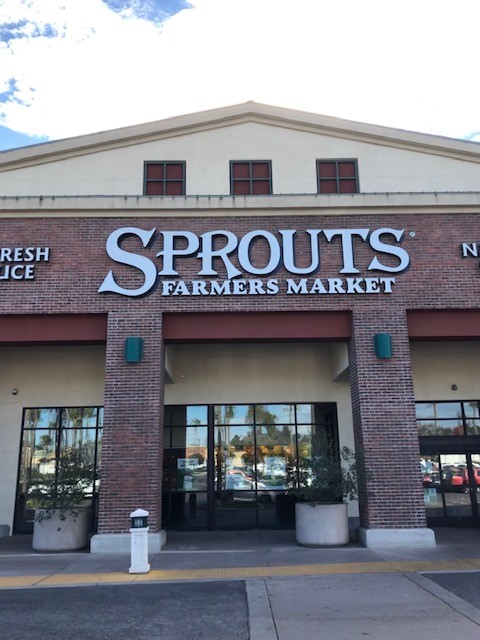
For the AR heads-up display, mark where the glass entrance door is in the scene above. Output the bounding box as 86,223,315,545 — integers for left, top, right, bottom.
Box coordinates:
421,452,480,523
162,402,338,530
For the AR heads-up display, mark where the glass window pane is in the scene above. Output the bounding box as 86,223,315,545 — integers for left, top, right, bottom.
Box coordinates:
442,455,472,517
466,420,480,435
62,408,98,428
252,163,270,179
146,164,164,179
464,402,480,418
297,425,313,466
232,163,249,179
24,429,58,509
417,420,436,436
214,425,255,491
146,182,164,195
435,419,464,436
319,179,337,194
256,405,296,425
232,181,251,195
421,455,443,516
214,405,253,425
165,163,184,179
165,181,184,195
24,408,59,430
415,403,435,419
338,162,356,177
339,179,357,193
296,404,315,424
318,162,336,178
435,402,462,419
171,426,208,491
169,405,208,426
256,424,295,490
252,180,271,195
60,429,97,494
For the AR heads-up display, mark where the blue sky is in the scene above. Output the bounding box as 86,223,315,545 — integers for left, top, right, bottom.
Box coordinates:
1,0,480,151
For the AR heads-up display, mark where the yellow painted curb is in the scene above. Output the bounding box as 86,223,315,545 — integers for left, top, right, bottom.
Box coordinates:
1,558,479,589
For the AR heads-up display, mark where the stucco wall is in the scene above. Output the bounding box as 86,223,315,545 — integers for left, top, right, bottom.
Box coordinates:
2,122,480,196
0,346,105,532
411,341,480,400
165,342,354,444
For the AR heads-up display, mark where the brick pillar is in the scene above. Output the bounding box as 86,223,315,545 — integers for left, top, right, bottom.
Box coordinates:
92,310,165,552
348,306,435,548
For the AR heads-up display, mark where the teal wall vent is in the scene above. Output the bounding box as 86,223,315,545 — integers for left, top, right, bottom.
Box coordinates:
373,333,392,359
125,337,143,363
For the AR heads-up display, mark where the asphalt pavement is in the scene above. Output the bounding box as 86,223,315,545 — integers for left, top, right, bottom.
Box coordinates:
0,528,480,639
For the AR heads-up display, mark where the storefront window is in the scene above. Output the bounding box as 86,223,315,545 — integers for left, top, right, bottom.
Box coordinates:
163,402,338,530
416,401,479,436
14,406,103,534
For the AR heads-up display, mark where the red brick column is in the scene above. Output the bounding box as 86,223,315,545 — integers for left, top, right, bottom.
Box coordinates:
348,306,429,541
97,310,164,536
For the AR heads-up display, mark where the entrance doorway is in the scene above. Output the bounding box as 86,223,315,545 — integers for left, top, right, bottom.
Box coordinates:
161,402,338,530
421,452,480,524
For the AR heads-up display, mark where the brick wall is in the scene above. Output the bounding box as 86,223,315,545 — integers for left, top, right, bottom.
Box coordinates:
2,211,480,532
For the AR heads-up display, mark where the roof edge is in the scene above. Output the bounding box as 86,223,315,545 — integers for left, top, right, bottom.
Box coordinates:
1,101,480,170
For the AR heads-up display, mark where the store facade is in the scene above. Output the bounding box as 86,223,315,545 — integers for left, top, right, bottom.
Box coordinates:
1,103,480,551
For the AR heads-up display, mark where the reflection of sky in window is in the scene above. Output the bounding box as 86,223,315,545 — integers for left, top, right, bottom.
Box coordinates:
296,404,314,424
217,426,253,440
415,403,435,419
434,403,462,419
258,404,296,424
185,427,207,447
186,405,208,425
25,409,59,429
464,402,480,418
215,405,252,424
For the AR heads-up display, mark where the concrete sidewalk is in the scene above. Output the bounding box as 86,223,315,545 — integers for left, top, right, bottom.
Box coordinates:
1,528,480,639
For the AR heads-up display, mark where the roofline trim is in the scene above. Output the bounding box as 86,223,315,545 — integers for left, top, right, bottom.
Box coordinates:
1,101,480,172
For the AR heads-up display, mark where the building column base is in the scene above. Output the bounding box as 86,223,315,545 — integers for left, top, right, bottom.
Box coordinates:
358,527,436,549
90,531,167,554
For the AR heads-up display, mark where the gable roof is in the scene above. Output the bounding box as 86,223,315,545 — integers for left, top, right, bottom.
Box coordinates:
1,101,480,171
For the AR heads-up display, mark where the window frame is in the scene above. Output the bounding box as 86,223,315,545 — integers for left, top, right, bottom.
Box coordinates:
416,400,480,437
144,161,186,196
316,158,359,195
230,160,273,196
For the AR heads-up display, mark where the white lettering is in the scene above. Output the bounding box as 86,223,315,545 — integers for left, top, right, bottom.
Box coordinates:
197,231,241,279
323,229,369,274
368,228,410,272
98,227,157,297
280,230,321,274
157,231,200,275
237,231,281,275
462,242,479,257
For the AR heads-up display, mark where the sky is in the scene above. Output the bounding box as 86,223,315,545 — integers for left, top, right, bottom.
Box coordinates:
1,0,480,151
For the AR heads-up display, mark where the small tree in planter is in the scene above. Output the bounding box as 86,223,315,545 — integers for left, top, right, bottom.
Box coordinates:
30,446,95,552
292,440,360,546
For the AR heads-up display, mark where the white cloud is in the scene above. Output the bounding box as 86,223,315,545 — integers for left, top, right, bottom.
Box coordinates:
1,0,480,141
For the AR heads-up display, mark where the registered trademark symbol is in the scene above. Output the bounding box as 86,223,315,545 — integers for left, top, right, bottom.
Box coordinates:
409,231,416,238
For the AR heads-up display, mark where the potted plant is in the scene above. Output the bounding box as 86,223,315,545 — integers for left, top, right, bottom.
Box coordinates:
292,440,359,546
30,446,95,552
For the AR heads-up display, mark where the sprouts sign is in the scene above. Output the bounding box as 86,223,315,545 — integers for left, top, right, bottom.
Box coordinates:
98,226,410,298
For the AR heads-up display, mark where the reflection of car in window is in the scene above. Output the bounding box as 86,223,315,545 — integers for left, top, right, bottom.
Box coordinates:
442,464,480,492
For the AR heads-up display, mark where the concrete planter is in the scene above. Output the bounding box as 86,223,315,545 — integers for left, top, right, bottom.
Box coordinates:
295,502,349,546
32,508,90,552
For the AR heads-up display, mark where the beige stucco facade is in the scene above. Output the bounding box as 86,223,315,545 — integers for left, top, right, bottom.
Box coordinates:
2,339,480,532
0,346,105,530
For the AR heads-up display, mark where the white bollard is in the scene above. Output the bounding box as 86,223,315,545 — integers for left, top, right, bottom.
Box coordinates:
129,508,150,574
